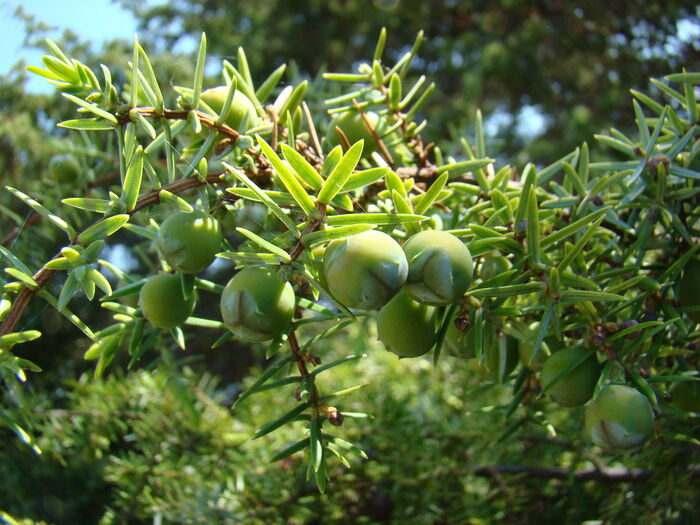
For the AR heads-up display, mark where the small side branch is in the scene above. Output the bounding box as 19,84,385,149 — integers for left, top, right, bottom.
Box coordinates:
0,172,228,337
118,108,241,142
474,464,700,482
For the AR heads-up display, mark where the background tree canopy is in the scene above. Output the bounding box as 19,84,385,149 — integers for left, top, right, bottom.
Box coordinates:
1,2,699,524
119,0,700,161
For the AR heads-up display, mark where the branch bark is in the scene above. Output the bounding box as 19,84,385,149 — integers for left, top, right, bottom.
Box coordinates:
474,464,700,482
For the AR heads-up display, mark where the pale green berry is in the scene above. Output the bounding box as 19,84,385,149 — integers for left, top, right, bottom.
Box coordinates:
220,266,295,342
541,347,600,407
585,384,655,452
403,230,473,306
140,273,196,329
377,290,436,358
323,230,408,310
157,210,223,274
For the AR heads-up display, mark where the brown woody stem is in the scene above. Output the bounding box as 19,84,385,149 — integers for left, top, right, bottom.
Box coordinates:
474,464,700,482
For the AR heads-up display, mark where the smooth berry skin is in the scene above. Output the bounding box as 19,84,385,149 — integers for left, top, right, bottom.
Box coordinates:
444,321,476,359
157,210,223,274
679,260,700,323
517,322,554,371
402,230,473,306
49,154,81,183
669,380,700,413
220,266,295,342
200,86,258,131
140,273,196,330
585,385,655,452
479,255,511,281
476,335,519,383
323,230,408,311
377,290,436,358
541,347,601,407
329,111,382,154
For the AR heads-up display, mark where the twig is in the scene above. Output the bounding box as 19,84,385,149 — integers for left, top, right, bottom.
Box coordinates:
352,98,394,165
474,464,700,482
302,102,324,162
1,212,41,247
288,203,327,262
0,172,228,337
118,108,241,142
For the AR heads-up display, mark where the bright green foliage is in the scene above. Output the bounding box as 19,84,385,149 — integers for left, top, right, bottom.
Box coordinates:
139,273,196,329
157,210,223,274
402,230,473,306
541,348,601,407
220,265,295,341
323,230,408,310
123,0,699,163
377,289,436,357
585,384,655,452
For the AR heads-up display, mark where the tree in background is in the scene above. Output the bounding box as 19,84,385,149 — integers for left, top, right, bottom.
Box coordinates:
119,0,700,161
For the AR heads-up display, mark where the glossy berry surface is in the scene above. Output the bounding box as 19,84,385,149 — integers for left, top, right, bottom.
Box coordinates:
679,260,700,323
323,230,408,310
157,210,223,274
585,384,655,452
200,85,258,131
477,335,519,382
669,380,700,413
377,290,436,358
328,110,383,155
49,154,81,183
444,320,476,359
517,322,554,371
479,255,511,281
220,266,295,342
139,273,196,329
402,230,473,306
541,347,600,407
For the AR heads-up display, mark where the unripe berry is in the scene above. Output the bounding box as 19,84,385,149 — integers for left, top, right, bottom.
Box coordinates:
517,322,554,371
377,290,436,358
220,266,295,342
669,380,700,413
444,320,476,359
139,273,196,329
157,210,223,274
402,230,473,306
479,254,511,281
49,154,81,183
541,347,601,407
585,384,655,452
200,86,258,131
476,335,519,382
235,203,268,234
328,110,383,155
323,230,408,310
